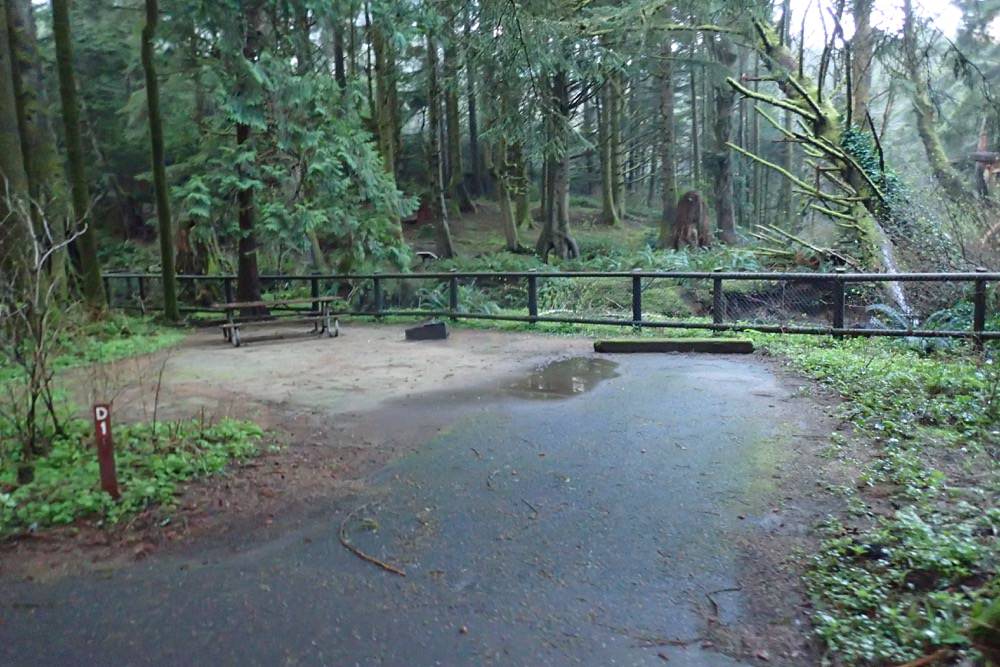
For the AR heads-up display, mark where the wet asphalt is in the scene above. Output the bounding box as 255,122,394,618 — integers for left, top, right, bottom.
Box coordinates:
0,354,821,666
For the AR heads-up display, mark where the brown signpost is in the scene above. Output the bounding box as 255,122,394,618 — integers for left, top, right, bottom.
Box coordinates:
92,403,120,499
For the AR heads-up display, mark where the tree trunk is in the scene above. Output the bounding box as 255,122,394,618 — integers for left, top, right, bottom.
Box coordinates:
426,32,455,258
658,39,677,248
626,81,639,194
333,22,346,89
689,43,701,188
901,0,971,203
610,72,625,220
512,143,533,228
7,0,57,212
583,95,595,195
372,24,396,176
363,3,374,120
646,145,657,208
236,123,264,313
141,0,178,322
51,0,104,313
235,4,266,316
850,0,873,126
492,140,519,252
0,0,28,279
6,0,66,287
444,37,475,213
535,71,579,260
709,36,738,245
731,18,912,311
463,8,482,197
598,83,620,225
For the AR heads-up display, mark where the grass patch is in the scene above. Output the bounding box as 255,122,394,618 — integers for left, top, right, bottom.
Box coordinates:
0,312,186,386
0,417,263,535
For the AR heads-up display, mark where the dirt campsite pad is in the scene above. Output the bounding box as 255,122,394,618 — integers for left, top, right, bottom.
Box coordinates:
0,323,845,665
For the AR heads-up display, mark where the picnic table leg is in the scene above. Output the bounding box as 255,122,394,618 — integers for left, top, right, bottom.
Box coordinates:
323,303,333,338
228,308,241,347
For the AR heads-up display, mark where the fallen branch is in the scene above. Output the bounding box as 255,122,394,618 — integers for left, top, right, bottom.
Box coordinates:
521,498,539,517
338,503,406,577
705,585,742,617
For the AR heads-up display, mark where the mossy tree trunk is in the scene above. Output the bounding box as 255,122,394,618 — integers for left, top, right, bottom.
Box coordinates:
725,18,912,311
901,0,972,203
51,0,104,313
372,23,398,179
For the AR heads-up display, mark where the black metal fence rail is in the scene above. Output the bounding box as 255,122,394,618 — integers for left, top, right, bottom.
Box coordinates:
103,269,999,345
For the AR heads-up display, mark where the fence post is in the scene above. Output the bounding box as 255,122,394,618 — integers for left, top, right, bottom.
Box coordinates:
310,272,320,314
223,277,234,305
974,267,988,351
372,274,383,319
103,277,112,308
449,269,459,321
137,276,147,315
632,269,642,328
712,267,725,327
527,270,538,325
832,267,846,337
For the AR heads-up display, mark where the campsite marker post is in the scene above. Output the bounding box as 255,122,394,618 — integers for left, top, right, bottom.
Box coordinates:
93,404,120,499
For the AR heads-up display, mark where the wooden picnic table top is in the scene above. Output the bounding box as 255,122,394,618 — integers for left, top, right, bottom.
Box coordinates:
210,296,338,310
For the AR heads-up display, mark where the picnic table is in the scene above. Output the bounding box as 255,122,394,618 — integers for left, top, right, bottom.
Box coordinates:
213,296,340,347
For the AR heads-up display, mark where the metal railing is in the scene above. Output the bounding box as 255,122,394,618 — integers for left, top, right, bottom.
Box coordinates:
103,269,999,347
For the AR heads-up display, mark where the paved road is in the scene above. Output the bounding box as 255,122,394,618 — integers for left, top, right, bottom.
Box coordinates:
0,354,826,666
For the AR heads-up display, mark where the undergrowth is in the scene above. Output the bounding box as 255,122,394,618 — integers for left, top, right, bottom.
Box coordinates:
0,417,263,535
0,312,186,386
764,336,999,665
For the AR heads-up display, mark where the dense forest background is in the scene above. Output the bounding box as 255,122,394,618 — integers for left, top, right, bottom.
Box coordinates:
3,0,1000,314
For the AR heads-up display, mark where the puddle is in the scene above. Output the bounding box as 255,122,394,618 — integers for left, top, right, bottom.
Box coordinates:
506,357,619,399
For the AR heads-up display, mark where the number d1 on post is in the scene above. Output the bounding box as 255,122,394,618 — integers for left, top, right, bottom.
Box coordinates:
92,403,120,500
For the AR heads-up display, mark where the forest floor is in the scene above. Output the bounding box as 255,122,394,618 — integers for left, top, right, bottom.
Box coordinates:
0,323,847,666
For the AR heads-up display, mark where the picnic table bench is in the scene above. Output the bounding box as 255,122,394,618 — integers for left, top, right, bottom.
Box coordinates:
213,297,340,347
